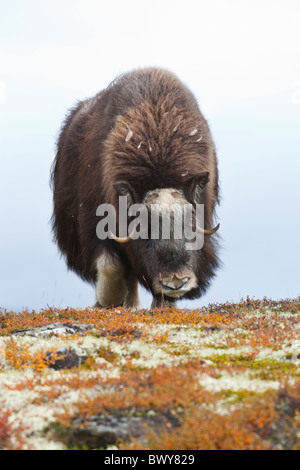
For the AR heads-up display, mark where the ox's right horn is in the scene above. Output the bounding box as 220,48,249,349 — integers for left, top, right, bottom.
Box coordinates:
196,223,220,236
109,230,135,243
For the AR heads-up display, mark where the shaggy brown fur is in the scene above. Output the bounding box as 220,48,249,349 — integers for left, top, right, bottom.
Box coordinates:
51,67,220,306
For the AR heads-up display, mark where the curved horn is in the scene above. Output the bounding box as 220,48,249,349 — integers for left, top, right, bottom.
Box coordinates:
196,223,220,236
109,230,135,244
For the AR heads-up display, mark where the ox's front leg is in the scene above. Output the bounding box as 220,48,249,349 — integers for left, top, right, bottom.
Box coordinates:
94,252,127,308
151,295,177,309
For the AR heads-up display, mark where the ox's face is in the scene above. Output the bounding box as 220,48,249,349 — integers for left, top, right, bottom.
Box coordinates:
141,237,199,300
138,188,198,299
112,174,218,302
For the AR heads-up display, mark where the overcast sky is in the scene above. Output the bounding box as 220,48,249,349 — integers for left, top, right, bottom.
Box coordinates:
0,0,299,311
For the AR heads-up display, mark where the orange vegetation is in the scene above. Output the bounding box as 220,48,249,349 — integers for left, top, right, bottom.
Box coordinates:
0,297,299,450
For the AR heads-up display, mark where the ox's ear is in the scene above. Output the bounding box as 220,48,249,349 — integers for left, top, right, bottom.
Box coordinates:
186,172,209,203
113,181,136,207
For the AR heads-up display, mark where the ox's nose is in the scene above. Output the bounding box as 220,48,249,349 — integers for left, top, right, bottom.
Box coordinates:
161,275,189,291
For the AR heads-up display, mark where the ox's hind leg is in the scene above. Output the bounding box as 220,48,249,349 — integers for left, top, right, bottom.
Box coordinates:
123,273,141,310
94,252,141,310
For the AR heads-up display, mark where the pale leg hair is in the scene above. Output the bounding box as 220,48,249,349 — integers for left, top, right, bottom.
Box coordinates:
94,252,140,310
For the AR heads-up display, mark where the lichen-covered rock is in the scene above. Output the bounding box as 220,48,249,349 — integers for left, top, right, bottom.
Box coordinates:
62,414,175,449
12,322,94,337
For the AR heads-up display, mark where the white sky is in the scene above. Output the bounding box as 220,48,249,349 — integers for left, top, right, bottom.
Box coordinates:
0,0,299,310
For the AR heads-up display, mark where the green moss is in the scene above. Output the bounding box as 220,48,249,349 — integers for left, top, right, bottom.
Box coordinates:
129,351,141,360
204,353,249,365
204,353,298,380
43,421,70,441
252,359,298,380
217,389,275,403
162,344,192,356
97,346,119,363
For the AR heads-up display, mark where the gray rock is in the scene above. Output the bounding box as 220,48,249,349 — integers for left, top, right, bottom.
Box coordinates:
47,347,88,370
68,415,155,448
12,322,94,337
64,412,180,449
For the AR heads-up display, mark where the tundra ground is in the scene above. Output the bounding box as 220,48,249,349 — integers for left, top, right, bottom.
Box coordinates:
0,297,299,450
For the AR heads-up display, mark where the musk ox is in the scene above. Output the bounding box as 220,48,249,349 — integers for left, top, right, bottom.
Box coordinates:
51,67,220,309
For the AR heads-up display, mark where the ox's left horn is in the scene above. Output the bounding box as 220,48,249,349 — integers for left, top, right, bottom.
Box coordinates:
109,230,134,243
196,223,220,236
